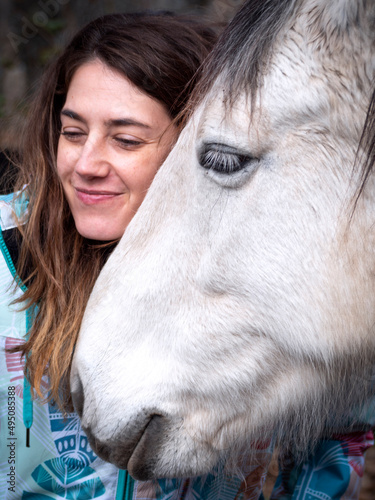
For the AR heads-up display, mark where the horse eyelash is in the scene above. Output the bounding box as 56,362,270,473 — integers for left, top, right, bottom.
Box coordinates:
200,149,253,174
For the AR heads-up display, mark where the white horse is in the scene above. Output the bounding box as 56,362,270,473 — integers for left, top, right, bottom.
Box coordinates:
71,0,375,481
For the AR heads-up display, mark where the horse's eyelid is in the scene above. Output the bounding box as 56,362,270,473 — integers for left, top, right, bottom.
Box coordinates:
199,149,257,176
200,150,255,164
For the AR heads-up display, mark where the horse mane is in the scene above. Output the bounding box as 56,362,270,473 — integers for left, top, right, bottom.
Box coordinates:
189,0,297,111
192,0,372,109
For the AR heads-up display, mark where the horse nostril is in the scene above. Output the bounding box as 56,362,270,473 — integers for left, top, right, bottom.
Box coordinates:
128,414,169,480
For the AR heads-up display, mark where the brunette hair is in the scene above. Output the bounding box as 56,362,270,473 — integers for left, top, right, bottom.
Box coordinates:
12,12,217,410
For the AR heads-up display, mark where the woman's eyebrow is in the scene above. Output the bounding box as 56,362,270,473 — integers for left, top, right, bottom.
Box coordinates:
60,109,151,130
61,108,85,123
105,118,151,129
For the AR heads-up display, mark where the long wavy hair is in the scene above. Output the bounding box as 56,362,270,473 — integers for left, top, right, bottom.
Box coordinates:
11,11,217,411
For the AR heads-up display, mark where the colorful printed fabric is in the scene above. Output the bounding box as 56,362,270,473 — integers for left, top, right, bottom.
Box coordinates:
131,441,273,500
132,463,270,500
270,431,374,499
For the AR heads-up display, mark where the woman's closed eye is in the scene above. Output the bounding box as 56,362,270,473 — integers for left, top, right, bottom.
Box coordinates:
60,130,86,142
60,130,144,149
114,136,144,149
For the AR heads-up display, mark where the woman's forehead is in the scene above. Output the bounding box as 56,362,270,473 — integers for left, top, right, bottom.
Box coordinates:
64,60,173,132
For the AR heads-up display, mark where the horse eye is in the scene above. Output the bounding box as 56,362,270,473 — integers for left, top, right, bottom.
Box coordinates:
199,143,255,175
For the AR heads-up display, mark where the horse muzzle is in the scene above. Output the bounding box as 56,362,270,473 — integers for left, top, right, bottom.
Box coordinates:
71,378,178,479
83,413,170,480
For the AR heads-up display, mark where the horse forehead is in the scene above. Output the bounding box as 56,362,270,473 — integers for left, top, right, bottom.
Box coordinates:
196,77,326,151
197,47,328,140
196,92,258,146
197,70,363,156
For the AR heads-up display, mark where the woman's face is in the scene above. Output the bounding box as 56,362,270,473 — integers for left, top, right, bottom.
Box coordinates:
57,59,177,240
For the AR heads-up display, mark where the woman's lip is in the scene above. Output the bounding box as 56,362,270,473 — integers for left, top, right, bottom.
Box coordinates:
74,187,123,204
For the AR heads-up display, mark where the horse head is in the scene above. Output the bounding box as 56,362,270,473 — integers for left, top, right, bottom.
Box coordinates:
71,0,375,480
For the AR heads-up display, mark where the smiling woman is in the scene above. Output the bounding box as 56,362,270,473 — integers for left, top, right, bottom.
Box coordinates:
0,12,220,500
57,60,177,240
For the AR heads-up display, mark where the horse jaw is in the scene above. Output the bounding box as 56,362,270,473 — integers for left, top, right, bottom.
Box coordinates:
72,290,333,480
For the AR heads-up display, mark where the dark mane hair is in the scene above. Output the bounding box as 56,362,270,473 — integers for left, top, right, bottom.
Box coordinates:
188,0,296,111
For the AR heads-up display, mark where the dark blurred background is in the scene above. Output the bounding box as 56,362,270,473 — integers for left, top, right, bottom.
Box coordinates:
0,0,243,151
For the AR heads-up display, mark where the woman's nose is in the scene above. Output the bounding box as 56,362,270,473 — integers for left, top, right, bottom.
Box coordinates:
74,138,111,178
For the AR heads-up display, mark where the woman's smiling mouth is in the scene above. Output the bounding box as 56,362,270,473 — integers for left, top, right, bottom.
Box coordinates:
74,187,123,205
